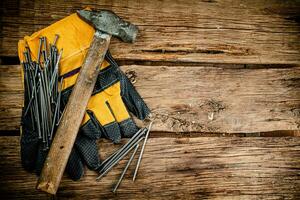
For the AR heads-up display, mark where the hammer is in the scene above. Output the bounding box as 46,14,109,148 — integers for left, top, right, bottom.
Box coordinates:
37,10,138,194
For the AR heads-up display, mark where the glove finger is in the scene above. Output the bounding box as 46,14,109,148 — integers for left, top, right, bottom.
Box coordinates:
102,120,122,143
105,50,150,120
106,97,139,138
65,147,84,180
119,118,139,138
85,97,122,144
75,134,101,171
80,111,103,140
100,102,123,143
120,75,150,120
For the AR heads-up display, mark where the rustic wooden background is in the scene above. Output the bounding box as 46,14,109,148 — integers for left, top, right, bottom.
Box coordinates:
1,0,300,199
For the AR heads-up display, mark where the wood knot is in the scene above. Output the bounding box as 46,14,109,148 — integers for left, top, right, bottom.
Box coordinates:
125,70,137,84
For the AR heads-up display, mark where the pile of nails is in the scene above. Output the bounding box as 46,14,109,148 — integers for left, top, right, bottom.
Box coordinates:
22,34,63,150
97,122,153,193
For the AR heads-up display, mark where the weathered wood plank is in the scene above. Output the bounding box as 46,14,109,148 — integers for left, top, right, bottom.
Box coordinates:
0,64,299,133
1,0,300,64
0,136,299,199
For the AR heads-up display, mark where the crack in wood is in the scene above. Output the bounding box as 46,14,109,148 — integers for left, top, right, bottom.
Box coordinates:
140,49,225,55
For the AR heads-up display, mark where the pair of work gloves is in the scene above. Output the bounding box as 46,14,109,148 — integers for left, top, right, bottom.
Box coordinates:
18,13,150,180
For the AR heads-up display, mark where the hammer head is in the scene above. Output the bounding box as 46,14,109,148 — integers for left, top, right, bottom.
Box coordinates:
77,10,138,43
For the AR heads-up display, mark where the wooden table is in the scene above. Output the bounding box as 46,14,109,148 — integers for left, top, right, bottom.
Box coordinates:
1,0,299,199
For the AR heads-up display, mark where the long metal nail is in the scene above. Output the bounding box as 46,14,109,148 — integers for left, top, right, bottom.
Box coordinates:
56,107,65,125
37,37,43,63
49,101,57,140
96,136,145,181
23,52,30,64
23,64,34,116
38,75,45,143
42,37,48,63
33,75,42,139
103,131,145,171
99,128,146,172
50,77,63,140
56,77,63,124
132,121,153,181
49,50,62,94
43,69,53,134
113,144,139,193
25,46,32,63
53,34,59,46
23,95,34,116
23,63,35,132
99,128,145,169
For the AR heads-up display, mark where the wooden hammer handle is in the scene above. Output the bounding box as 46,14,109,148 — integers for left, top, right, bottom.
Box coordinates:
37,32,111,194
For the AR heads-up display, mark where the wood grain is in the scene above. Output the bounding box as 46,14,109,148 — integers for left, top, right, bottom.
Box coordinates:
0,64,299,133
1,0,300,64
0,136,299,199
1,1,300,199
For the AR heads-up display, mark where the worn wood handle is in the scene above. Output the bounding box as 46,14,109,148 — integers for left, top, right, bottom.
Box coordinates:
37,31,111,194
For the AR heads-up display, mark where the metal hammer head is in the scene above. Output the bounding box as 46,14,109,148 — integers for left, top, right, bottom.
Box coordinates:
77,10,138,43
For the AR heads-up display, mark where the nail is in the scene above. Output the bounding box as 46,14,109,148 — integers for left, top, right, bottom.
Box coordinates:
32,76,42,139
132,121,153,181
99,128,146,172
23,62,36,131
37,37,43,63
96,136,145,181
53,34,59,46
23,52,30,64
99,128,145,170
49,50,62,93
50,77,63,140
38,75,45,144
113,144,139,193
23,65,34,116
104,131,145,170
24,46,32,63
56,77,63,124
42,37,47,63
56,107,65,125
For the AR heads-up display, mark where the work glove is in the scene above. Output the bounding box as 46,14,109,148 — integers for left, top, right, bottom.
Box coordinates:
18,12,97,180
18,12,150,178
60,50,150,171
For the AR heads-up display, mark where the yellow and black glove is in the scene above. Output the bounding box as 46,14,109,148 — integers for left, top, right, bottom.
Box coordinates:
18,12,150,178
60,49,150,171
